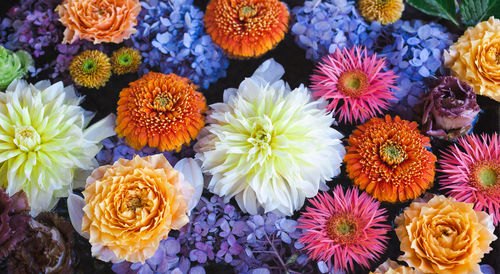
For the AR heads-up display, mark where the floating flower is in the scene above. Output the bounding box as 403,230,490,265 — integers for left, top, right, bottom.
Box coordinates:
444,17,500,102
395,195,497,273
69,50,112,89
116,72,206,152
56,0,141,44
132,0,229,89
358,0,404,25
370,260,416,274
7,212,74,273
204,0,289,58
82,154,194,263
0,189,30,258
345,115,436,203
195,59,345,216
298,186,390,272
378,20,456,119
0,79,116,215
310,46,397,124
438,134,500,225
0,46,33,90
418,76,481,139
110,47,141,75
291,0,382,61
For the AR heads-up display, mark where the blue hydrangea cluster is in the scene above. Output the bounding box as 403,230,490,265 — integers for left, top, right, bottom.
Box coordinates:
130,0,229,89
112,195,316,274
291,0,382,61
377,20,456,119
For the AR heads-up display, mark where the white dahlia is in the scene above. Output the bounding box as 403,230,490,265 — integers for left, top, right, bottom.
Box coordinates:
195,59,345,216
0,79,116,215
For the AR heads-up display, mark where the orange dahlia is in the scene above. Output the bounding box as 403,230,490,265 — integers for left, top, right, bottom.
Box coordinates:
345,115,436,203
204,0,289,59
116,72,207,152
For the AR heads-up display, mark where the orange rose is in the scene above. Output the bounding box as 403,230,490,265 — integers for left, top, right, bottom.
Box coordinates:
82,154,193,263
56,0,141,44
395,195,496,274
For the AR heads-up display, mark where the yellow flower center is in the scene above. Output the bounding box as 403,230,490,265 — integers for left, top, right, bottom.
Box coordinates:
14,125,41,152
479,168,498,187
337,70,368,98
247,116,274,163
380,141,407,165
471,160,500,189
325,214,358,244
153,92,174,112
126,196,144,211
239,5,257,20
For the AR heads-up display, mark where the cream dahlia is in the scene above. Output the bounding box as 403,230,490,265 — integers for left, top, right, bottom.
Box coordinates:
0,79,116,215
195,59,345,216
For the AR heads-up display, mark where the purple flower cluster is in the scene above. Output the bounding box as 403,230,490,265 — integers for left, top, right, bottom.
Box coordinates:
291,0,381,61
377,20,456,119
130,0,229,89
112,195,316,274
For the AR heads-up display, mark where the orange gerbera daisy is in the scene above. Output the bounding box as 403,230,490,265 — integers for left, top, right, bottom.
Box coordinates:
345,115,436,203
204,0,289,59
116,72,207,152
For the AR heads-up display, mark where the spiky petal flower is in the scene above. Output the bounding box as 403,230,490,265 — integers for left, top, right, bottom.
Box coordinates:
195,59,345,216
311,46,397,124
298,185,390,272
345,115,436,203
110,47,141,75
69,50,111,89
0,79,116,215
204,0,289,58
116,72,207,152
438,134,500,225
358,0,404,25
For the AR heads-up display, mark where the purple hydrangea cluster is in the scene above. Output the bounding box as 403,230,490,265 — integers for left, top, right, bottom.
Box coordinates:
112,195,316,274
96,136,178,166
291,0,382,61
377,20,456,119
130,0,229,89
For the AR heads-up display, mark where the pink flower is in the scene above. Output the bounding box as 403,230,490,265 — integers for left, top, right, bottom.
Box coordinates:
438,133,500,225
311,46,397,124
298,185,390,272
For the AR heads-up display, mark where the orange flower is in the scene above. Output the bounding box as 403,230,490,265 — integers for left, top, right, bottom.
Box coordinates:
204,0,289,58
82,154,194,263
370,260,416,274
56,0,141,44
116,72,207,152
395,195,497,273
345,115,436,203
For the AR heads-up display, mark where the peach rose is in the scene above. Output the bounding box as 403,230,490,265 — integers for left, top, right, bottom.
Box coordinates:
82,154,193,263
444,17,500,102
56,0,141,44
395,195,497,274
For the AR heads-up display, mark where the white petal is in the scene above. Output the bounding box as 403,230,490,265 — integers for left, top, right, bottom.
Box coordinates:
83,113,117,142
174,158,203,214
67,192,90,239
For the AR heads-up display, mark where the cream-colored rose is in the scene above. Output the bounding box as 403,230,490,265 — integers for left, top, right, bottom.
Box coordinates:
82,154,193,263
56,0,141,44
395,195,496,274
444,17,500,102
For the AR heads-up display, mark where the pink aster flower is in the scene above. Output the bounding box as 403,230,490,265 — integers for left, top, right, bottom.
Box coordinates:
310,46,397,124
298,185,390,272
439,133,500,225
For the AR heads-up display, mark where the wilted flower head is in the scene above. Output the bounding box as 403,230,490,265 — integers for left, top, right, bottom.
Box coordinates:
0,46,33,90
418,76,481,139
0,79,116,215
7,212,74,274
0,189,30,258
298,186,390,272
196,59,345,216
56,0,141,44
204,0,289,58
69,50,112,89
358,0,404,25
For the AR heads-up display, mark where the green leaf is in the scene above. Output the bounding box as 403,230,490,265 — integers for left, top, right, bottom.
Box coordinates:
406,0,461,26
460,0,500,26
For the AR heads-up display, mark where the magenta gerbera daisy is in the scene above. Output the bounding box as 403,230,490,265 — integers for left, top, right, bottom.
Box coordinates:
310,46,397,124
439,133,500,225
298,185,390,272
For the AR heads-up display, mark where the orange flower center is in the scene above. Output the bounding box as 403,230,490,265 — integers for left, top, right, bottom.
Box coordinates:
325,214,359,244
126,196,145,211
239,5,257,20
470,160,500,196
153,92,174,112
337,70,368,98
380,141,407,165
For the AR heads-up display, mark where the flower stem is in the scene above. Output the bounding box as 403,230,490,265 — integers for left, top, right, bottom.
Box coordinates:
264,233,289,273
